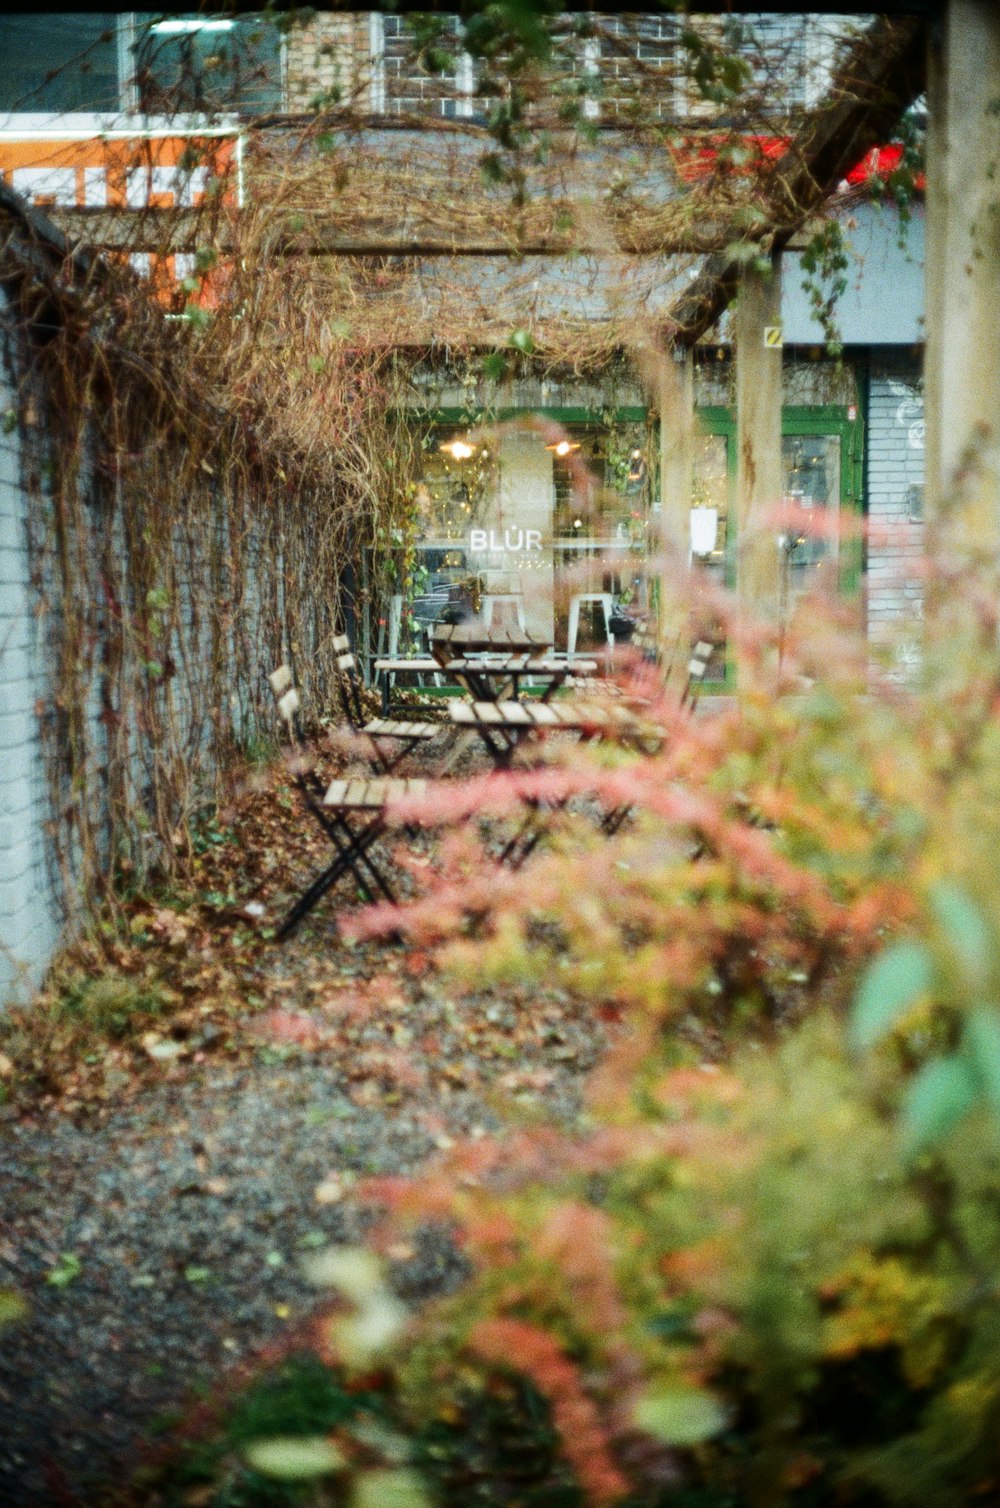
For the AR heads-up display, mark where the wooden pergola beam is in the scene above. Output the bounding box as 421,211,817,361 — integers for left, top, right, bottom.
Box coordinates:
42,205,735,259
664,12,926,343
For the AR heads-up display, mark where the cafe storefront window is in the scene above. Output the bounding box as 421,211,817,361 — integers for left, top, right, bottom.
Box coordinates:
406,416,656,652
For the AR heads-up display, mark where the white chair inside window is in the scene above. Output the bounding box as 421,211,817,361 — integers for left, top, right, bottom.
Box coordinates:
567,593,614,658
481,594,527,632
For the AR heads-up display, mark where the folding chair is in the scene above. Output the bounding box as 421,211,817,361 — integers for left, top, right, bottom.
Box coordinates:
268,665,425,938
598,639,715,835
331,634,444,774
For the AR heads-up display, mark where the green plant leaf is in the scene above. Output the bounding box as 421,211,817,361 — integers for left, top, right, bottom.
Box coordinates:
331,1294,409,1367
849,940,933,1050
902,1055,977,1152
963,1007,1000,1113
929,881,991,989
351,1468,432,1508
303,1245,383,1301
632,1385,727,1445
245,1436,347,1480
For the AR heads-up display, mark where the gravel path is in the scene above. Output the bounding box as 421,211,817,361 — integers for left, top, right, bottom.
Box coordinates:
0,944,602,1508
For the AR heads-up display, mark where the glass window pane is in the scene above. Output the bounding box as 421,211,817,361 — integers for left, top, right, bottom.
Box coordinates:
407,421,656,652
0,15,119,113
691,431,728,578
135,14,282,116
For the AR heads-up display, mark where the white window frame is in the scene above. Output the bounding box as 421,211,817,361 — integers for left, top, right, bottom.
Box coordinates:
582,36,601,122
368,12,386,115
454,47,475,119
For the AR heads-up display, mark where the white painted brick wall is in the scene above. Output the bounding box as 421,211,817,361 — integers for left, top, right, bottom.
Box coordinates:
866,356,924,664
0,349,61,1006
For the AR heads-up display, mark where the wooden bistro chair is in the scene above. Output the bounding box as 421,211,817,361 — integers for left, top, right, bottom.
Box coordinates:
268,664,426,939
331,633,444,775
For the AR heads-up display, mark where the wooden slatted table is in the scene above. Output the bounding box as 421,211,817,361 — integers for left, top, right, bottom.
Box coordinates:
448,697,663,765
441,655,598,703
430,623,551,665
373,656,444,714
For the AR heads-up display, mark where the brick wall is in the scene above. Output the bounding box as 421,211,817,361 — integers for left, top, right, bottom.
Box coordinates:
0,340,61,1006
280,11,847,124
865,353,925,664
284,13,374,113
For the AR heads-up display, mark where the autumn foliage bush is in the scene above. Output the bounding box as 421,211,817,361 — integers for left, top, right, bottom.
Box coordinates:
148,560,1000,1507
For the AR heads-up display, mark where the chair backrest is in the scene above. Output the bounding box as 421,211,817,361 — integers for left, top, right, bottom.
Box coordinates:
268,663,303,741
681,640,715,709
332,633,365,731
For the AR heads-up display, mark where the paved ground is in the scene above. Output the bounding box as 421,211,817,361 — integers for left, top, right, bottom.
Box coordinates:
0,926,602,1507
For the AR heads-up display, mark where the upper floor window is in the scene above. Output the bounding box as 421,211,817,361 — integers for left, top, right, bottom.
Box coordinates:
0,14,120,113
0,12,283,119
134,13,283,117
379,15,477,121
739,13,862,116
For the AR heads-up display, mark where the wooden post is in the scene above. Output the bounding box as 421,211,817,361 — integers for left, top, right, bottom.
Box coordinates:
734,259,783,619
657,347,694,668
924,0,1000,554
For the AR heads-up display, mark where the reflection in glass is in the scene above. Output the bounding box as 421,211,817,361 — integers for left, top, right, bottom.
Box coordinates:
406,421,655,651
689,432,729,680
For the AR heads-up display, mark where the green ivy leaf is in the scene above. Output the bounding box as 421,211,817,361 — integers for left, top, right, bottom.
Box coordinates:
849,940,933,1051
929,881,991,989
506,327,536,354
632,1385,727,1445
902,1055,977,1152
182,304,211,330
245,1436,347,1480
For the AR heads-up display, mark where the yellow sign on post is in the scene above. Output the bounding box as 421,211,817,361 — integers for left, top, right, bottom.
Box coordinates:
764,325,784,348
